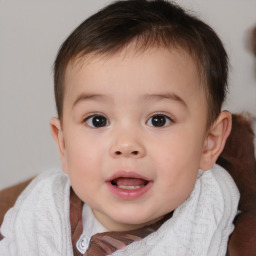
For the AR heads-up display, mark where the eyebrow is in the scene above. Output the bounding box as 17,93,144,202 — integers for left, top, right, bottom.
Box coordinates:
72,93,108,108
143,92,187,108
72,92,187,108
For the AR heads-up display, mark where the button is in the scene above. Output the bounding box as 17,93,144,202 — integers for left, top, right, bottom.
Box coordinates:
76,235,90,254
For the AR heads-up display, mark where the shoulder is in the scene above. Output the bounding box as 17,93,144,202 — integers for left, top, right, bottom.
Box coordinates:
11,169,70,208
196,164,240,255
1,168,70,223
204,164,240,204
0,169,72,255
177,164,240,221
196,164,240,217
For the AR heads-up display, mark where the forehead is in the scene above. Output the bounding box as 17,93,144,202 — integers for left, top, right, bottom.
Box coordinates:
64,45,206,107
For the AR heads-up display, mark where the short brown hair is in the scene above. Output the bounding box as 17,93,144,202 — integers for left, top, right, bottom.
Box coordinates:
54,0,229,127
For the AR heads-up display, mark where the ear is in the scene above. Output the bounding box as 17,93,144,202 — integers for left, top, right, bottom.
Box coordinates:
50,117,68,173
200,111,232,170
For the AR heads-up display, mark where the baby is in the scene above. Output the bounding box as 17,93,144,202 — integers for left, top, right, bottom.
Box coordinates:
0,0,239,255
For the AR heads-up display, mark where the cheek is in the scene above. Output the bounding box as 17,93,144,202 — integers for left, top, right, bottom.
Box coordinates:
65,140,105,200
153,133,203,169
149,129,205,190
64,135,103,174
152,142,199,209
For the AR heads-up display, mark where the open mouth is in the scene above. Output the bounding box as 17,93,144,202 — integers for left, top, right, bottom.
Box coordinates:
107,172,152,199
111,177,149,190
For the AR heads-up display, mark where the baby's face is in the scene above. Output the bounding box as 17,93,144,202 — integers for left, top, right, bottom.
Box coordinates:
57,46,210,231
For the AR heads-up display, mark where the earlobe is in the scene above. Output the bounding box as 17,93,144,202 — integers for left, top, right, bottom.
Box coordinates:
50,117,68,172
200,111,232,170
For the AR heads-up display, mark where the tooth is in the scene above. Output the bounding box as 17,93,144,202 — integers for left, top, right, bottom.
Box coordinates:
117,185,143,189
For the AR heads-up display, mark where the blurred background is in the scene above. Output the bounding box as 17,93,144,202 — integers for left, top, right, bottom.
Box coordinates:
0,0,255,189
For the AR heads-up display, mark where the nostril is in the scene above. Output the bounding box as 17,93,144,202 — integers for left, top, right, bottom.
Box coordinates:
114,150,139,156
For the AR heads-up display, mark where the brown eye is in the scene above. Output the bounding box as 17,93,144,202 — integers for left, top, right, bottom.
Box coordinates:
147,115,172,127
85,115,109,128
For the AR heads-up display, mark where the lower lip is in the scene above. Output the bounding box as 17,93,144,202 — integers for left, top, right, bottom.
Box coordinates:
106,181,153,200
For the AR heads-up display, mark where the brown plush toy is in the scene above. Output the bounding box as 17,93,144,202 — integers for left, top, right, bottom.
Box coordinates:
217,113,256,255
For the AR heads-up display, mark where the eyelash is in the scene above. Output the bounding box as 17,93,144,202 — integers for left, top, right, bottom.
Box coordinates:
83,113,174,128
146,113,174,128
83,114,110,128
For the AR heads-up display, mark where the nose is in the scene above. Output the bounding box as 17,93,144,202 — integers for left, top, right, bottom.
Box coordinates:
109,131,146,158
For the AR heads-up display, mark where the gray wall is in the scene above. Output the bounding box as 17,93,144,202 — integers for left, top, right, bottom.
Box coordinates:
1,0,256,189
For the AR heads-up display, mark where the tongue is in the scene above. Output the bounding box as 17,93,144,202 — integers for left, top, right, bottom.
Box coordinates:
113,177,146,187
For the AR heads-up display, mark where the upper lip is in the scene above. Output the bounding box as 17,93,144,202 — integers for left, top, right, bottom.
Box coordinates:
106,170,151,182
